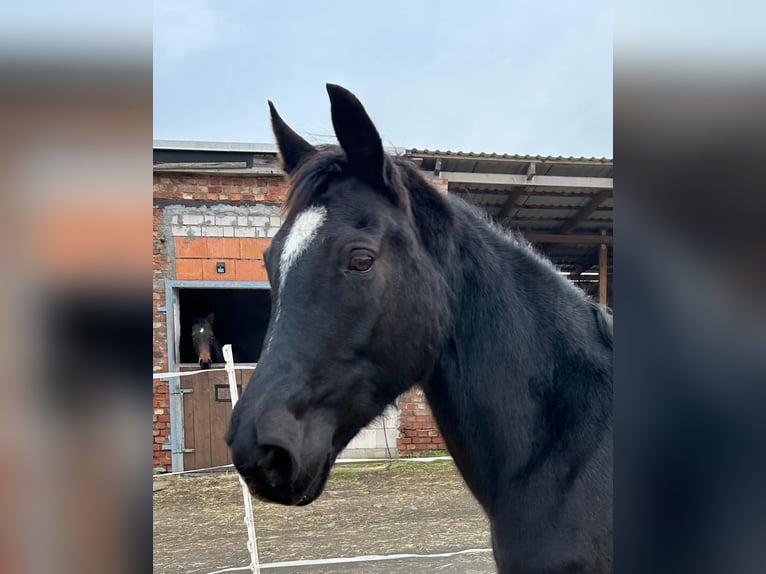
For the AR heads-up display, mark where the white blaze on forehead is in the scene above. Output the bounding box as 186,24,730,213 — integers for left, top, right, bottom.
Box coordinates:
266,206,327,352
278,206,327,290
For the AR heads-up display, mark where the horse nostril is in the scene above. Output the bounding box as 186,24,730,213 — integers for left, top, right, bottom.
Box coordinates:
256,445,294,490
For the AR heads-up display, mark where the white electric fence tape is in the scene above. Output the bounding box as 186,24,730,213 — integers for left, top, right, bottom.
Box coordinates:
201,547,494,573
221,344,261,574
153,365,256,379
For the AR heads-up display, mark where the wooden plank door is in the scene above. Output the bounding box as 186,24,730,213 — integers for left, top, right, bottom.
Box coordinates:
182,366,253,470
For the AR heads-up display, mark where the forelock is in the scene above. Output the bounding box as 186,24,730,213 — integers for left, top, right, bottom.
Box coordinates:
282,146,410,222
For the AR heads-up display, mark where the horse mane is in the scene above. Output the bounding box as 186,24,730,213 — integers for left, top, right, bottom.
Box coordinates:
590,302,614,349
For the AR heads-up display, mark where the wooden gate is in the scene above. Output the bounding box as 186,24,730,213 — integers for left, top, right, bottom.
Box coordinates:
180,366,253,471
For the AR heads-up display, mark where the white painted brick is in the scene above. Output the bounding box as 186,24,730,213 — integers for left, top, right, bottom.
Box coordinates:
223,226,235,237
256,228,267,238
171,225,201,237
378,429,397,449
250,216,268,227
235,227,256,237
216,215,237,226
170,214,181,224
203,214,216,225
269,216,281,227
183,214,204,225
203,226,223,237
237,216,249,226
267,227,279,238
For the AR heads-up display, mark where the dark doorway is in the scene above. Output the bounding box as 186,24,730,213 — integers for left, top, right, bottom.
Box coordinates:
178,288,271,364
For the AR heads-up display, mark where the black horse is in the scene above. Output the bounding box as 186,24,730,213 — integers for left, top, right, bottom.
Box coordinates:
226,85,613,573
190,313,221,369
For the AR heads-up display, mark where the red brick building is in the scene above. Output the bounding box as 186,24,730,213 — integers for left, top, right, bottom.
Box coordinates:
152,141,612,472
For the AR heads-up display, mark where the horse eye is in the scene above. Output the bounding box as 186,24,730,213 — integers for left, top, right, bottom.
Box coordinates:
348,250,374,273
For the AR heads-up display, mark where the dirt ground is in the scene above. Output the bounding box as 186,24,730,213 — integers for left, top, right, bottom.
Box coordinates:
153,460,495,573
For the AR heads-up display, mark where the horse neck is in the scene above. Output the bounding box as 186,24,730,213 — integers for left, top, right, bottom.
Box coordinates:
437,200,587,369
421,199,609,510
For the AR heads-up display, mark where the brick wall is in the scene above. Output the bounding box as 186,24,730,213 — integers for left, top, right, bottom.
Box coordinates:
153,204,172,470
397,386,446,455
154,174,289,203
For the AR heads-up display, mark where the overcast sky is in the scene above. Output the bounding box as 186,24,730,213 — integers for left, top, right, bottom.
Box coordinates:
154,0,612,158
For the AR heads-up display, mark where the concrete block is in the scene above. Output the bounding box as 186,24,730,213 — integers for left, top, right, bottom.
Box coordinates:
183,214,204,225
203,226,223,237
216,215,237,226
171,225,201,237
235,227,256,237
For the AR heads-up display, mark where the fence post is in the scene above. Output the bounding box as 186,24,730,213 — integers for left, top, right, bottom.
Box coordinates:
223,344,260,574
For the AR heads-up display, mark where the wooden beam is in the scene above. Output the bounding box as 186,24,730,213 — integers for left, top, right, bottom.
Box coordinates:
599,240,608,305
440,172,613,190
514,190,612,198
524,233,613,245
496,186,526,221
510,216,610,223
558,190,612,234
507,202,612,212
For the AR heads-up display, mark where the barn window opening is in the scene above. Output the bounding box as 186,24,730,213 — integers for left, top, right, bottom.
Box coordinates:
177,288,271,365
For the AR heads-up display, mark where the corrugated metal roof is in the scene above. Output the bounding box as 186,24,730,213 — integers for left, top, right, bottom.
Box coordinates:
409,148,613,181
408,148,612,163
439,146,613,275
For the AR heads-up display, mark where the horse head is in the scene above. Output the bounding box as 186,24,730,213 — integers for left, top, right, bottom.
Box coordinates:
191,313,217,369
225,84,451,505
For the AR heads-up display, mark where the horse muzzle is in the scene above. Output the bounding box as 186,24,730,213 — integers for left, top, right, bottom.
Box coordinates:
198,351,212,369
241,448,332,506
227,416,334,506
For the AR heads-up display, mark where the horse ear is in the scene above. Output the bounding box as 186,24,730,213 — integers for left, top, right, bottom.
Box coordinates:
269,101,316,174
206,313,214,324
327,84,384,181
